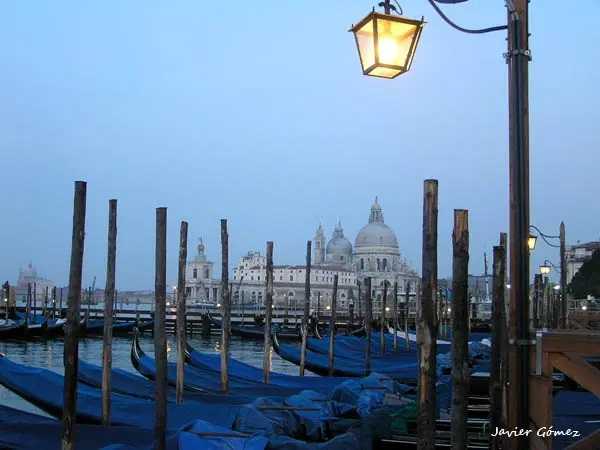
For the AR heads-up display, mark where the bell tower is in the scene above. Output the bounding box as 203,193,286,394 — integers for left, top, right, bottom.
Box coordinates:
313,223,325,264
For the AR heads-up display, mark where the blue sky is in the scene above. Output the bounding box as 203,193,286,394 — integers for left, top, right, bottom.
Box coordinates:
1,1,599,289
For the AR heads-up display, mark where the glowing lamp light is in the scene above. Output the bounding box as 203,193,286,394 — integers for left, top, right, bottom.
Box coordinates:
385,306,390,312
539,264,551,275
582,305,588,311
326,305,331,311
217,303,221,308
447,307,451,314
528,234,537,251
350,10,424,79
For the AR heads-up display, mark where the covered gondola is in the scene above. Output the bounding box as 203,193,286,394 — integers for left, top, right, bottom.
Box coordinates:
209,313,301,341
0,320,26,340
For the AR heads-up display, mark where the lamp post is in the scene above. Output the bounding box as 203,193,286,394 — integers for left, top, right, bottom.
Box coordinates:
351,0,531,445
530,223,567,329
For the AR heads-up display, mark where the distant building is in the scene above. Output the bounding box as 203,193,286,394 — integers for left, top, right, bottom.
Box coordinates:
566,241,600,285
233,198,419,314
15,263,55,305
184,198,419,314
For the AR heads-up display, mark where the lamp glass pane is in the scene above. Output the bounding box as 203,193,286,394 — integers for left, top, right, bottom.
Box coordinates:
355,18,376,71
369,66,403,78
376,18,418,67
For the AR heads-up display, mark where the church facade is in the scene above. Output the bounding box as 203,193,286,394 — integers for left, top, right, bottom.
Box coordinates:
185,198,419,314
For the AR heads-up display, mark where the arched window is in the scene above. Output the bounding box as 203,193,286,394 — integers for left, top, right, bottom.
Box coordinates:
377,259,381,271
382,258,388,271
360,259,364,270
193,268,198,279
203,267,209,278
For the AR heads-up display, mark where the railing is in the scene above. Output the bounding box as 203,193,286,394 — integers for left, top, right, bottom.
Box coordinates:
529,331,600,450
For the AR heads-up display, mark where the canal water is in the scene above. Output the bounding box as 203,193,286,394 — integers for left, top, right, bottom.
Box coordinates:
0,334,302,417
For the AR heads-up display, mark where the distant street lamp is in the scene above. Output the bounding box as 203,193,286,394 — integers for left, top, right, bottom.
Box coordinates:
350,2,424,79
539,264,551,276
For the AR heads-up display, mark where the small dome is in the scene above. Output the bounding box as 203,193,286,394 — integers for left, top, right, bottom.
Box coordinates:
354,198,399,249
326,221,353,263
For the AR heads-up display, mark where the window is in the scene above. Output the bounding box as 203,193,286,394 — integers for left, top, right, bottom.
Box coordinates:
360,259,364,270
290,275,293,281
193,268,197,279
204,268,209,278
383,258,388,271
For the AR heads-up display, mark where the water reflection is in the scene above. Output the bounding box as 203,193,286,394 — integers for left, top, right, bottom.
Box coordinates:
0,334,300,416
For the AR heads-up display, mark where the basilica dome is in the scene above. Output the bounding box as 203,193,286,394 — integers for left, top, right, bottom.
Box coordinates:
326,221,353,264
354,198,399,250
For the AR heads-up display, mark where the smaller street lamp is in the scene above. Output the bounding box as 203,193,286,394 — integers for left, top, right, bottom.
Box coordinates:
539,264,551,276
350,1,424,79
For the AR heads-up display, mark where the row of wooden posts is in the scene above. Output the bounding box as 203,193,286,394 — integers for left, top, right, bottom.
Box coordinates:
59,179,510,450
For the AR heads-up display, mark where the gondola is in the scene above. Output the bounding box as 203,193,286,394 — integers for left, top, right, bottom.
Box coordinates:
184,342,354,393
131,333,301,397
0,353,238,429
209,313,301,341
0,319,26,340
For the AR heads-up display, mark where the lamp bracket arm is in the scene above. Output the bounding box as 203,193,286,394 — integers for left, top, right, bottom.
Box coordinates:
427,0,507,34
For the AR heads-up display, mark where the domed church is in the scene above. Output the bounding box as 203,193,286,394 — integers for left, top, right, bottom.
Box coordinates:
313,197,418,304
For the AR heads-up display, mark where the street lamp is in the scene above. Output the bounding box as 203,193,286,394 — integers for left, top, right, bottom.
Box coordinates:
528,234,538,251
350,1,533,443
539,264,551,276
350,1,424,79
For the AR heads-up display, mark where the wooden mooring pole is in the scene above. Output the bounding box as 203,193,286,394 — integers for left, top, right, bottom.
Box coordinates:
154,207,168,450
176,221,188,404
33,282,37,317
61,180,87,450
380,281,388,355
263,241,274,383
405,281,410,350
417,179,438,450
26,283,31,328
364,276,372,375
451,209,469,450
101,199,117,426
490,245,506,450
328,274,338,376
299,240,311,376
393,281,398,352
220,219,230,393
357,280,362,324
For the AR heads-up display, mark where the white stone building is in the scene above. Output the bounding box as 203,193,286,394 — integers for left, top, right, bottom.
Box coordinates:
184,199,418,315
565,241,600,284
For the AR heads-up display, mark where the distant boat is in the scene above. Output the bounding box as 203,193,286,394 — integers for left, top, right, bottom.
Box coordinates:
208,313,301,341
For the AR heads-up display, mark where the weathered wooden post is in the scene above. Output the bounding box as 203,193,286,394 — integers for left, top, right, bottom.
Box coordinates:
101,199,117,426
490,245,506,450
26,283,31,328
417,179,438,450
451,209,469,450
299,241,312,376
364,277,372,374
533,274,541,330
316,292,321,326
405,281,411,350
263,241,274,383
380,281,388,355
61,180,87,450
559,221,567,329
59,288,63,317
33,282,37,317
393,281,398,351
176,221,188,404
154,207,168,450
52,287,57,319
328,274,338,376
43,287,48,319
357,280,362,324
220,219,230,393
